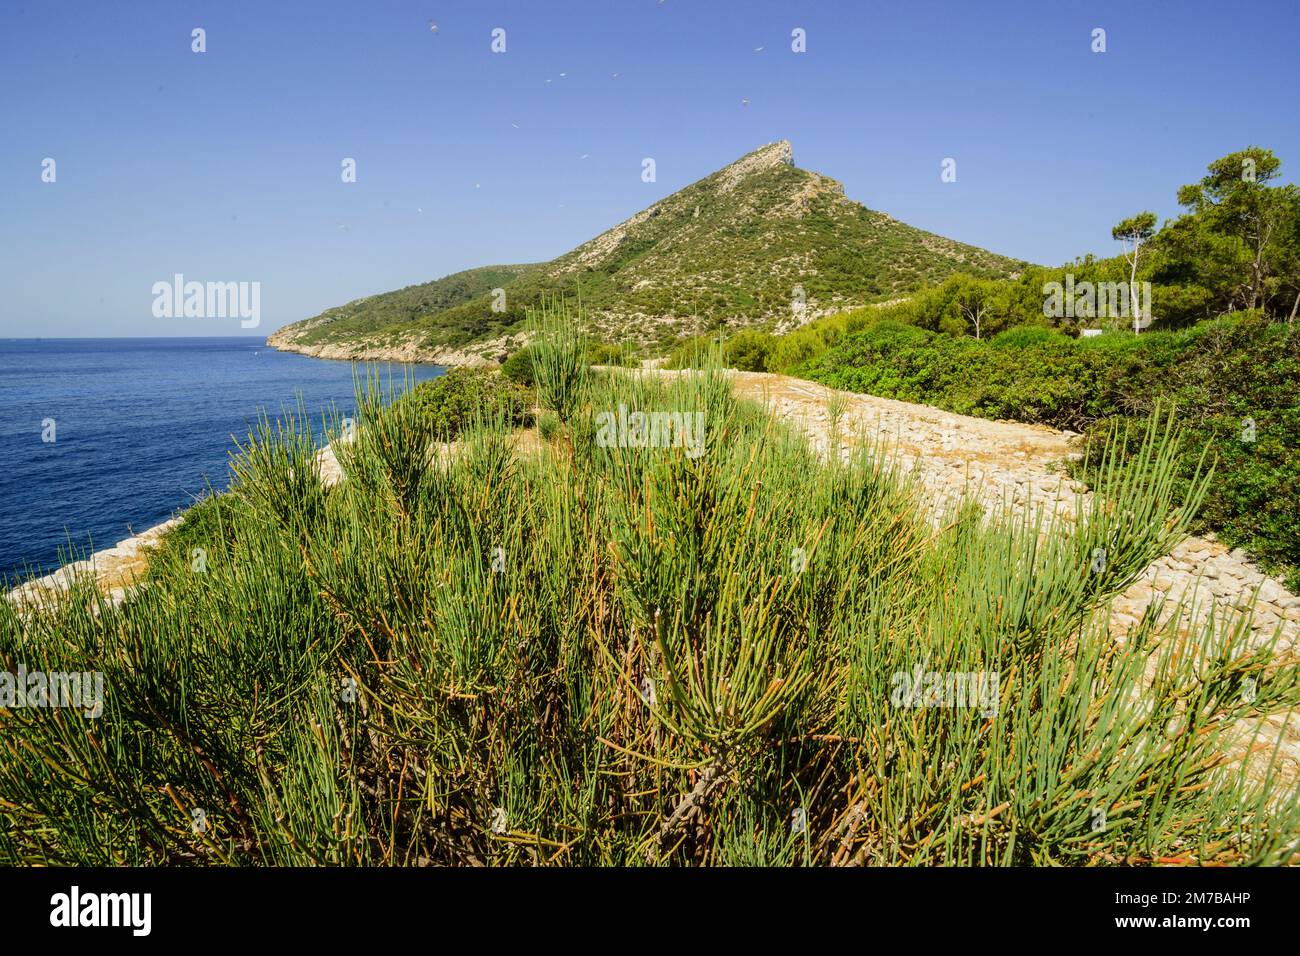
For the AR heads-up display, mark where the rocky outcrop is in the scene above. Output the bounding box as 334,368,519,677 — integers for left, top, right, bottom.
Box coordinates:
716,139,794,192
4,517,182,611
265,326,502,367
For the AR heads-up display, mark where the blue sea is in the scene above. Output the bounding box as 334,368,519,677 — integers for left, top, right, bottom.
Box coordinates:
0,338,445,581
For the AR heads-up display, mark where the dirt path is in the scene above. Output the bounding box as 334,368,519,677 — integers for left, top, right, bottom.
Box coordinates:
721,370,1300,777
725,370,1299,646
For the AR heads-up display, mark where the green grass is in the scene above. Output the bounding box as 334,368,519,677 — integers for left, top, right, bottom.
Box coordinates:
143,489,245,583
2,314,1297,866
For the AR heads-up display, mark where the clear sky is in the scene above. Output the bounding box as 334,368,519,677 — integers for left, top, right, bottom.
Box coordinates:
1,0,1296,338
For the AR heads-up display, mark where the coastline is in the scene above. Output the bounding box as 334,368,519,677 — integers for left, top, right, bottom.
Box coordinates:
4,439,349,612
4,517,182,611
265,326,498,367
15,366,1300,645
8,366,1298,778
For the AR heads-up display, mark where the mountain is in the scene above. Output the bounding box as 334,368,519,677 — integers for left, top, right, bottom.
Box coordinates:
268,141,1027,364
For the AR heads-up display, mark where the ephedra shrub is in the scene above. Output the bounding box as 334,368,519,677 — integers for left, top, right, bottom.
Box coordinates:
1,348,1298,865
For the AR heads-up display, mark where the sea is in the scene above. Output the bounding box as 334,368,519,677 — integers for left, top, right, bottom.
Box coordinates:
0,337,445,581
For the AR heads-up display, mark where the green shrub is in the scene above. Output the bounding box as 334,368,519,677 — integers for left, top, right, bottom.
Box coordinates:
500,346,536,387
665,330,775,372
405,367,532,438
664,335,722,370
721,330,775,371
146,491,245,581
586,341,637,367
506,341,636,390
801,314,1300,581
6,368,1297,866
527,300,589,423
537,412,560,442
1075,316,1300,578
989,326,1067,348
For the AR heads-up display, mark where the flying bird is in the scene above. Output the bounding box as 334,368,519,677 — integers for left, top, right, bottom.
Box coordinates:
754,46,764,52
428,21,438,33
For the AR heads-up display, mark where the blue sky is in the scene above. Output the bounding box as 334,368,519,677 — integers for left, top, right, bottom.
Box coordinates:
1,0,1296,337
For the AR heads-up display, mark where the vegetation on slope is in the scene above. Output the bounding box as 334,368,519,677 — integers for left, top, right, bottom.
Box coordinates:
274,141,1026,357
3,307,1298,866
797,315,1300,588
668,148,1300,586
708,146,1300,371
286,264,541,352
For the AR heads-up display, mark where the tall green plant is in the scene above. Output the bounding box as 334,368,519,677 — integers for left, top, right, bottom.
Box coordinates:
1,370,1296,867
527,298,590,424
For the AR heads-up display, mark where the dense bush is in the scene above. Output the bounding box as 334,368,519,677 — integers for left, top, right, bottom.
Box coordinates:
720,330,776,371
798,321,1107,429
6,351,1299,866
500,347,536,387
586,341,638,367
1075,317,1300,588
800,314,1300,584
503,341,637,389
666,330,775,371
404,367,532,437
145,491,245,582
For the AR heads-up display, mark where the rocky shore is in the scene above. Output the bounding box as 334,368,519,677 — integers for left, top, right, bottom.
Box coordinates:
4,516,182,611
265,326,504,367
4,441,348,612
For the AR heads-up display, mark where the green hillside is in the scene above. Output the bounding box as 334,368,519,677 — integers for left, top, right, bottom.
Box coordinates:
270,141,1027,360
